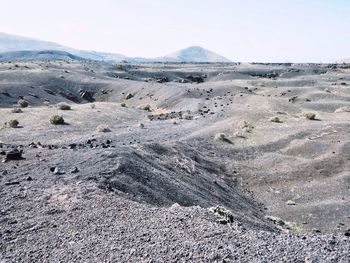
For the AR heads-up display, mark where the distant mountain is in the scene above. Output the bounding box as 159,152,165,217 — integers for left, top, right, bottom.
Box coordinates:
0,32,126,61
0,32,232,63
159,46,231,63
0,50,84,61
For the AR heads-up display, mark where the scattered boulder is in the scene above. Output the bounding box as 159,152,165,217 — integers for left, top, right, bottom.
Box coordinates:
17,99,29,108
125,93,134,100
79,89,95,102
5,149,23,160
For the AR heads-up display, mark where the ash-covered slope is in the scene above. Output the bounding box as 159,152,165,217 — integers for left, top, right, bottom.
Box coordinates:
0,32,64,52
0,50,84,61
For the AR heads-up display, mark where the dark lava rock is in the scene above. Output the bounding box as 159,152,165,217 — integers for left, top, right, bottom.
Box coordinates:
70,167,79,174
345,229,350,237
125,93,134,100
5,149,23,160
186,74,205,83
69,143,77,149
4,181,20,186
28,142,37,148
79,89,95,102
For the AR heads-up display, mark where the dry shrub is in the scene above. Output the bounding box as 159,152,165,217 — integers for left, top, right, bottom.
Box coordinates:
50,115,65,125
56,103,71,110
303,112,316,120
270,116,282,123
96,124,111,132
240,121,254,132
11,108,23,113
4,119,19,128
334,106,350,113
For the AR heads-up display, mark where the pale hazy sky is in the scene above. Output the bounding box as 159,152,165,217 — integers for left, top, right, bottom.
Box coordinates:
0,0,349,62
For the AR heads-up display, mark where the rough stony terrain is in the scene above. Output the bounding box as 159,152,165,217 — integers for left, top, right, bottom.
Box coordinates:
0,61,350,262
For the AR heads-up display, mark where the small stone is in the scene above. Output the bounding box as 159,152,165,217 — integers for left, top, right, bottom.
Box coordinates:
125,93,134,100
286,200,296,205
5,181,20,186
70,167,79,174
345,229,350,237
69,143,77,149
52,167,65,175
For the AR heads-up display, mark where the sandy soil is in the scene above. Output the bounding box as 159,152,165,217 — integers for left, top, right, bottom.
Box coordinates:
0,61,349,262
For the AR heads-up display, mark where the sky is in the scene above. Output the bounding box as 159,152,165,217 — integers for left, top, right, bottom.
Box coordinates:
0,0,349,62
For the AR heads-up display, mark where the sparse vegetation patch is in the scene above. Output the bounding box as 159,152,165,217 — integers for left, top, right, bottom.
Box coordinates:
4,119,19,128
11,108,23,113
303,112,316,120
56,103,71,110
240,121,254,132
97,124,111,132
50,115,65,125
270,116,282,123
334,106,350,113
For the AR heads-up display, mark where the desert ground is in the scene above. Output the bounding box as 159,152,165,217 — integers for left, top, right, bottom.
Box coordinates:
0,61,349,262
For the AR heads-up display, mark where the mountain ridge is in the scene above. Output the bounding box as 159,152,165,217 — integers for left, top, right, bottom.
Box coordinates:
0,32,231,62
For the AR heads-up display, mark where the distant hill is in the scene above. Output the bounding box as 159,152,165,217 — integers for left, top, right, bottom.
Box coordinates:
0,32,232,62
0,32,126,61
159,46,231,63
0,50,84,61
